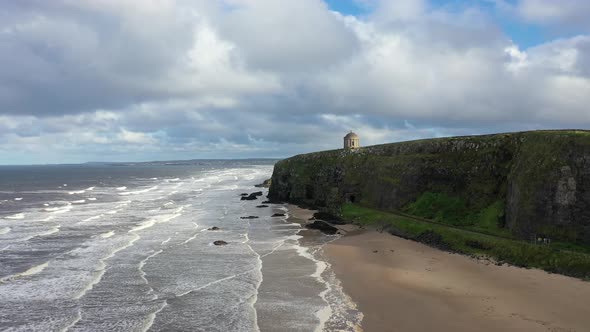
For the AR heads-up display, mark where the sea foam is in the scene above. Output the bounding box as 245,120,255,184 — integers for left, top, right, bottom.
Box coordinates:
5,213,25,220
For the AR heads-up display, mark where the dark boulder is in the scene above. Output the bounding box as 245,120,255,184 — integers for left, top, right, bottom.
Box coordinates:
272,213,286,217
208,226,220,231
305,220,339,235
241,194,258,201
251,191,264,197
262,201,272,204
256,205,269,208
240,216,259,219
240,193,249,196
213,240,228,246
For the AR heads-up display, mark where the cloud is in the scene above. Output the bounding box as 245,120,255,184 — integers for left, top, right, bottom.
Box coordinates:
0,0,590,164
515,0,590,28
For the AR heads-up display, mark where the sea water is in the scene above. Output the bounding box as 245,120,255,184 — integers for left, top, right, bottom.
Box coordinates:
0,161,361,331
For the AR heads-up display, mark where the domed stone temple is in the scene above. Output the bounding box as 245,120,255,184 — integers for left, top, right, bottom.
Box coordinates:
344,131,360,150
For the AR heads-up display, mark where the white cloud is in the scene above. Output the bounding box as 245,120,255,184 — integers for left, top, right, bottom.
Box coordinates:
117,129,156,145
1,0,590,163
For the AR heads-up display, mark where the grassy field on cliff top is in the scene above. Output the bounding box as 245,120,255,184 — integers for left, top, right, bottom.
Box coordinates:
342,203,590,279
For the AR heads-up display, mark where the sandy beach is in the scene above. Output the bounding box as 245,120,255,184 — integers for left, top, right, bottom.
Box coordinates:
323,229,590,332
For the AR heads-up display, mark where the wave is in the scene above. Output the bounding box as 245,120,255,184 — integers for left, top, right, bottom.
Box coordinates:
0,227,11,235
181,223,201,244
71,200,86,204
290,235,334,332
74,233,140,300
119,186,158,196
36,226,60,237
68,190,86,195
5,213,25,220
41,216,55,222
83,215,102,222
88,197,97,201
59,309,81,332
14,197,23,201
140,301,168,332
86,187,95,191
116,186,127,191
100,231,115,239
129,207,184,233
0,262,50,283
46,204,73,214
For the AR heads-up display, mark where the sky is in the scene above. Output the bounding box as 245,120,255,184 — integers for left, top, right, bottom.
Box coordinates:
1,0,590,165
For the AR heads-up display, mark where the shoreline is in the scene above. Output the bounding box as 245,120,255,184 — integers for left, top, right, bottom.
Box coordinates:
287,205,590,332
285,205,363,332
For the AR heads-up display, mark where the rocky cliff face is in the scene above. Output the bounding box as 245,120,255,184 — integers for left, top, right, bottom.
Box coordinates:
269,131,590,245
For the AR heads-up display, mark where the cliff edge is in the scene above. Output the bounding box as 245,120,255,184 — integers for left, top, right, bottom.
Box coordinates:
269,130,590,246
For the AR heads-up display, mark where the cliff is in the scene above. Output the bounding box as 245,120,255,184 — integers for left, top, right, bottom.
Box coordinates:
269,130,590,246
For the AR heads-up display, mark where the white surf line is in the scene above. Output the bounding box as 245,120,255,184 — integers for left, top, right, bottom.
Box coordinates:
175,269,255,298
73,233,140,300
260,241,286,259
59,309,82,332
46,204,73,214
140,300,168,332
83,215,103,222
292,234,337,332
116,186,127,191
5,213,25,220
181,222,200,245
0,261,50,283
241,216,262,332
138,249,164,296
35,225,61,237
119,186,158,196
14,197,23,201
138,213,189,331
68,190,86,195
0,227,11,235
100,231,115,239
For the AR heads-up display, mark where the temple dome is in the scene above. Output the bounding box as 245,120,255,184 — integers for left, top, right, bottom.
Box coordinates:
344,132,359,139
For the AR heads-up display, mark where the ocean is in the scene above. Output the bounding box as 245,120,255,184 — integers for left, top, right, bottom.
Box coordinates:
0,160,361,331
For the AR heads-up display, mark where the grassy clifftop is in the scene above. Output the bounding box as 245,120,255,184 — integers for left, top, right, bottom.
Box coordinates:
269,130,590,246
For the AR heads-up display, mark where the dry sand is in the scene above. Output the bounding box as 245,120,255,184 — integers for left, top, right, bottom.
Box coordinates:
324,230,590,332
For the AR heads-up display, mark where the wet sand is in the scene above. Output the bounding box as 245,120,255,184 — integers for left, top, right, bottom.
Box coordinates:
325,230,590,332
